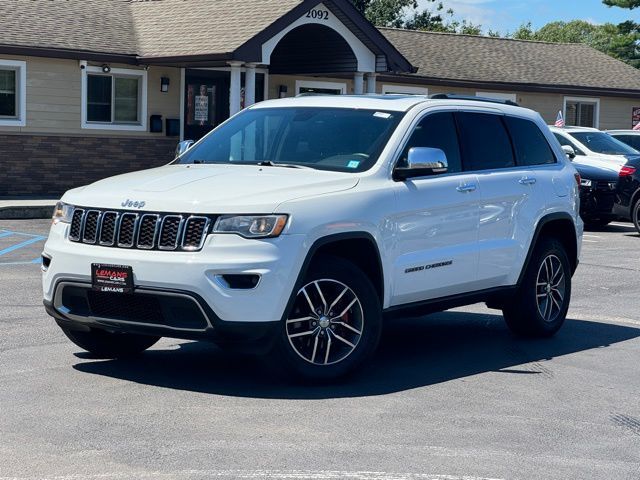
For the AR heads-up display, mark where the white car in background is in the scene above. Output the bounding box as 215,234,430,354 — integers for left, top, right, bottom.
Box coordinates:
549,126,640,171
607,130,640,151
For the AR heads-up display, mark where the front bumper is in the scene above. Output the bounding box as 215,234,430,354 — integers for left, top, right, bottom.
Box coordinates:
579,186,616,220
43,222,306,330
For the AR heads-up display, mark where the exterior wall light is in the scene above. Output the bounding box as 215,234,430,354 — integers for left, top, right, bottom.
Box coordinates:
101,64,111,73
161,77,170,93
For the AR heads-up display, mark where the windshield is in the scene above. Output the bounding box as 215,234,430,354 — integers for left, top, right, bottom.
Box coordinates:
569,131,639,155
176,107,404,172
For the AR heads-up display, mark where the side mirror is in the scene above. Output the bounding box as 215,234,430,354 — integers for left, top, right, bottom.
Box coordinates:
394,147,448,181
561,145,576,160
175,140,195,157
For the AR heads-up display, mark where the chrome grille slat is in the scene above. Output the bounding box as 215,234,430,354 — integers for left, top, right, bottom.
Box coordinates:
158,215,184,251
99,211,119,246
68,209,212,252
137,214,160,250
181,216,210,251
69,209,85,241
117,213,139,248
82,210,101,244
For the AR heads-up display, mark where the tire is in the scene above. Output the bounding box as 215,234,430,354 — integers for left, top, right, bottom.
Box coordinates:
273,255,382,381
502,238,571,338
58,324,160,358
633,200,640,235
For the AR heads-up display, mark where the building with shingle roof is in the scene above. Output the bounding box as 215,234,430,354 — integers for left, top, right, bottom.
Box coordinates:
1,0,639,196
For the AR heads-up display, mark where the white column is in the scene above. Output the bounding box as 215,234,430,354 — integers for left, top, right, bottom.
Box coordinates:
353,72,364,95
366,73,377,94
245,63,256,107
229,61,243,116
179,68,185,140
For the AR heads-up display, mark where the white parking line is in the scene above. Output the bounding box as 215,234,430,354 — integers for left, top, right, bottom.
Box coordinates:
0,472,504,480
610,222,633,228
583,239,598,243
583,234,601,238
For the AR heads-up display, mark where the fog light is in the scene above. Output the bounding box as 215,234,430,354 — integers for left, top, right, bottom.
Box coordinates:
217,274,260,289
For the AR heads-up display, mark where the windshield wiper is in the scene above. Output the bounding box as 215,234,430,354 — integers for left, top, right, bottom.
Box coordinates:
257,160,312,169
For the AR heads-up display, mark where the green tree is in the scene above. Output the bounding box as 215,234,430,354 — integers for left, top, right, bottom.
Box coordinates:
350,0,482,33
603,0,640,8
510,20,640,69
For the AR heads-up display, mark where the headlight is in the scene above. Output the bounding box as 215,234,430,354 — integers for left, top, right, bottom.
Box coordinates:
213,215,288,238
580,179,592,188
52,202,75,224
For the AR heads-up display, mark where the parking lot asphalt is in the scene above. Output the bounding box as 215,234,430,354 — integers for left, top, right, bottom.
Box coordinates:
1,219,639,480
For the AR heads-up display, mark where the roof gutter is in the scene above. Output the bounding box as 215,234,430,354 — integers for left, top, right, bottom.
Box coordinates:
379,74,640,99
0,44,138,65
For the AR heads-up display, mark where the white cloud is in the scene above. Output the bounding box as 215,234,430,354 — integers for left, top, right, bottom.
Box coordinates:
415,0,534,34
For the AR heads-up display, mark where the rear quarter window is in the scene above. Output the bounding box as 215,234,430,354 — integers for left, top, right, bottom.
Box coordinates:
505,117,556,166
456,112,515,171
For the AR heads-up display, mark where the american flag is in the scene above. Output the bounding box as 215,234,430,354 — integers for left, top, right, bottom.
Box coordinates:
555,111,565,127
633,122,640,131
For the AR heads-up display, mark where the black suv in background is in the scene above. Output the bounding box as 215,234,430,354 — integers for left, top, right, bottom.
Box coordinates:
572,162,619,228
613,157,640,233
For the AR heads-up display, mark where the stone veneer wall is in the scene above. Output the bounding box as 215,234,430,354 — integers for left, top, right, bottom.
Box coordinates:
0,134,178,197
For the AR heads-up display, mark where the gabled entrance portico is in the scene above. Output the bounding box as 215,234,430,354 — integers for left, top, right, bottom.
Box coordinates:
160,0,413,140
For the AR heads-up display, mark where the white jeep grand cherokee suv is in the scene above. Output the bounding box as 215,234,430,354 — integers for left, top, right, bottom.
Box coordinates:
43,94,582,380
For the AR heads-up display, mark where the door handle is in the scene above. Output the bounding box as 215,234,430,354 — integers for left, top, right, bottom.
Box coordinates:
456,183,477,193
519,176,537,185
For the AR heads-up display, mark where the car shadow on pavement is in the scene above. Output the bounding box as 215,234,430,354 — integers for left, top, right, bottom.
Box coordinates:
73,311,640,399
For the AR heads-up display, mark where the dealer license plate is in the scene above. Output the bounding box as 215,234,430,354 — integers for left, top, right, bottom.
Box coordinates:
91,264,134,294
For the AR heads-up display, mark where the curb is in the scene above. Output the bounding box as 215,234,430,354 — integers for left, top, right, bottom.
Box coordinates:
0,205,55,220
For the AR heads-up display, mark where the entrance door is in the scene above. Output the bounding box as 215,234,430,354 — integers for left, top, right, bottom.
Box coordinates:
184,70,230,141
184,69,266,141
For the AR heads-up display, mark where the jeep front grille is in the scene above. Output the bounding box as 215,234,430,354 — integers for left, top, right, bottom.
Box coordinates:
69,208,213,251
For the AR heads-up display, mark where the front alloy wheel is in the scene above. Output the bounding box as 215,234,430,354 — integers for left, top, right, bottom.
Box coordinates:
286,279,364,366
275,255,382,380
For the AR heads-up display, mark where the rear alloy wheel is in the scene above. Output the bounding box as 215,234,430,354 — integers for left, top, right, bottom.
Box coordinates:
535,254,567,324
276,255,381,380
633,200,640,235
503,238,571,337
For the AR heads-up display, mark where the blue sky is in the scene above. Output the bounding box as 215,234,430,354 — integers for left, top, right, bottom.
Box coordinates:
417,0,639,34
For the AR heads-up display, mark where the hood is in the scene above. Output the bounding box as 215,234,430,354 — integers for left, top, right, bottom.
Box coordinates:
572,162,619,181
585,152,629,166
572,155,624,173
62,164,359,213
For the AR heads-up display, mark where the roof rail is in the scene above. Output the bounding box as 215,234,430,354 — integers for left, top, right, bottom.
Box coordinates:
430,93,519,107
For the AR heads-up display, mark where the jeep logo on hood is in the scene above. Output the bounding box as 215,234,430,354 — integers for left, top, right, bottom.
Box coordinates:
121,199,146,209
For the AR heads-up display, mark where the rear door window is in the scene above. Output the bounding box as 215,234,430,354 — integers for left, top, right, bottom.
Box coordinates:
455,112,515,171
505,117,556,166
614,135,640,151
398,112,462,173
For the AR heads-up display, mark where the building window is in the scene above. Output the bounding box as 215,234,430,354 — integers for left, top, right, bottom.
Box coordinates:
564,97,600,129
382,84,428,95
82,66,147,131
295,80,346,95
0,59,26,127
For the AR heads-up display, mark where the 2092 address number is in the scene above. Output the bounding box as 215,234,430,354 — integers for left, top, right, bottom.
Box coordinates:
306,9,329,20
